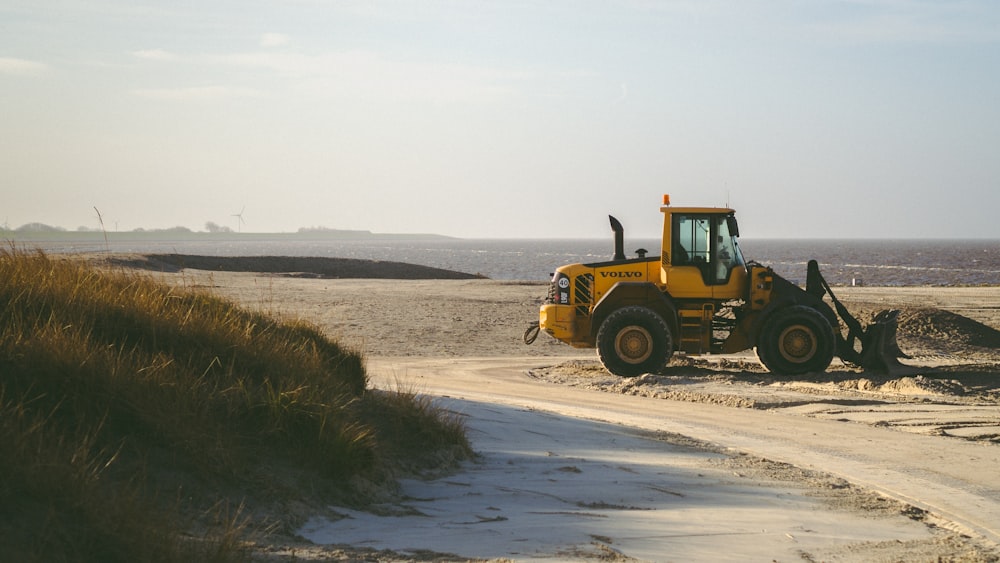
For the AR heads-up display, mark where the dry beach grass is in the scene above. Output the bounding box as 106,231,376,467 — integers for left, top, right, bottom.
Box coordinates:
0,251,471,562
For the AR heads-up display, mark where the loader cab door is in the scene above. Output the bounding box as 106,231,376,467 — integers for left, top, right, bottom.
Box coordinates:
665,213,746,299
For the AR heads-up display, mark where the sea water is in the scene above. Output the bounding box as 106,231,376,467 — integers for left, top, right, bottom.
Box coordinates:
8,232,999,286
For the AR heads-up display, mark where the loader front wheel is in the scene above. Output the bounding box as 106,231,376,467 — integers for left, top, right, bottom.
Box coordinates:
756,305,835,375
597,306,672,377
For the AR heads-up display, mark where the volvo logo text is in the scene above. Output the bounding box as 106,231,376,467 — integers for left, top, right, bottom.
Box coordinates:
600,271,643,278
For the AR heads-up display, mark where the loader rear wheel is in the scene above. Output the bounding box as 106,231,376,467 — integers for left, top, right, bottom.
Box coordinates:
597,306,672,377
756,305,835,375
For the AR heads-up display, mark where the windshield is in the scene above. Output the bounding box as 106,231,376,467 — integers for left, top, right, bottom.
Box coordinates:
716,214,745,275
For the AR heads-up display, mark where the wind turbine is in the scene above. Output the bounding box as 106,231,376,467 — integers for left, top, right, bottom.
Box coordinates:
231,206,246,233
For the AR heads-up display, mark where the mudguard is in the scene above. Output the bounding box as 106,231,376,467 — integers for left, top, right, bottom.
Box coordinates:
590,282,679,342
749,272,839,347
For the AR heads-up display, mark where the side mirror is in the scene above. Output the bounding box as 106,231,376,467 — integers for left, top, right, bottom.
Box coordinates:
727,215,740,238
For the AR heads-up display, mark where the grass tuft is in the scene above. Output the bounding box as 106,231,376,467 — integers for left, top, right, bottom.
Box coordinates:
0,249,471,561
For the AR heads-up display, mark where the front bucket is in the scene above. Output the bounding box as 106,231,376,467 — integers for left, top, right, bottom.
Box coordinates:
858,310,916,375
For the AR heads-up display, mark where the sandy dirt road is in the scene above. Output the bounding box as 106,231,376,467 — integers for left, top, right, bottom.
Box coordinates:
368,355,1000,547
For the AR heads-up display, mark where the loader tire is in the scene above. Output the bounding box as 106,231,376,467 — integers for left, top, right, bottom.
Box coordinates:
756,305,835,375
597,306,673,377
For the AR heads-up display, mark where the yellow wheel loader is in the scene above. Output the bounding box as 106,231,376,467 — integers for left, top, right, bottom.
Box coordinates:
525,195,908,377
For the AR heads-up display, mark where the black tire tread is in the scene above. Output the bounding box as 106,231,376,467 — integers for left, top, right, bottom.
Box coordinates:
597,306,673,377
756,305,835,375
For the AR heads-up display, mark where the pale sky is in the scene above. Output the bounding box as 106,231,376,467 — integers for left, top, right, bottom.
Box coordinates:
2,0,998,239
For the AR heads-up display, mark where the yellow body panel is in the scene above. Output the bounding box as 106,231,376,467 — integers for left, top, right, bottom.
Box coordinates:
588,259,660,304
661,266,707,298
748,264,774,310
539,303,585,345
714,265,749,300
660,205,735,216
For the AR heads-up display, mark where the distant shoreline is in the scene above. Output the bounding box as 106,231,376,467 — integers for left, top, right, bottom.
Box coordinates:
5,229,457,241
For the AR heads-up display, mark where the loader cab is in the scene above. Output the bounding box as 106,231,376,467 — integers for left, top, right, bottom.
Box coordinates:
661,201,747,300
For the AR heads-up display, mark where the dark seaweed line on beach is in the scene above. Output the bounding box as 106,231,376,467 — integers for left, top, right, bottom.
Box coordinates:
111,254,486,280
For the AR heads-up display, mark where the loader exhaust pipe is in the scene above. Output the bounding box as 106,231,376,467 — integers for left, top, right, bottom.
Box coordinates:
609,215,626,261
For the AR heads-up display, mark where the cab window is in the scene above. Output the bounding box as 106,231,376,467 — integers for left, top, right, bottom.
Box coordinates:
672,214,744,285
672,215,712,266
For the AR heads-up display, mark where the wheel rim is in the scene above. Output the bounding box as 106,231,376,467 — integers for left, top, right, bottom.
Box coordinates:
777,324,817,364
615,325,653,364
